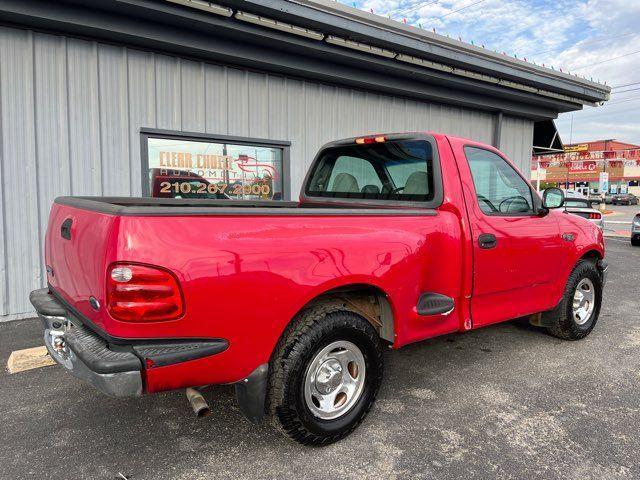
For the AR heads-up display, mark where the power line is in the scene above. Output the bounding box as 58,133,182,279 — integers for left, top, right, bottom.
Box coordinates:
570,49,640,71
605,95,640,106
612,86,640,95
395,0,440,17
612,81,640,89
556,100,640,121
437,0,488,19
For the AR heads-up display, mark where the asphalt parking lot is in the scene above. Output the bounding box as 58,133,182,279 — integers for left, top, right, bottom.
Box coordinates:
602,204,638,238
1,238,639,480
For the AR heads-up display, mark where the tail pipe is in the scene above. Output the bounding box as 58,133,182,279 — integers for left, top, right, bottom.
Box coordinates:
185,388,211,418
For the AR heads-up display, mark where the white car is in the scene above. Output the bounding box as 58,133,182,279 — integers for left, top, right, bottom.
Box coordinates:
564,197,604,230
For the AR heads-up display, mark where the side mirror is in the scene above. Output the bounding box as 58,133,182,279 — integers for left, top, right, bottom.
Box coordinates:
542,187,565,209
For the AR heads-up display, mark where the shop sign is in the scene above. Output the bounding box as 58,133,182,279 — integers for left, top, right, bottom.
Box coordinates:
146,137,284,200
568,161,597,173
564,144,589,153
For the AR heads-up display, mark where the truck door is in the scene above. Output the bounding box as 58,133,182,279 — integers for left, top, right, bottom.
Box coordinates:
452,142,564,327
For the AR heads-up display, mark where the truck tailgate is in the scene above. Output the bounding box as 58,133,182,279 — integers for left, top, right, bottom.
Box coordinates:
45,202,118,332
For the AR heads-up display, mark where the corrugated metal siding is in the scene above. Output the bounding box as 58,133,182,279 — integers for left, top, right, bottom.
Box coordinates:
0,26,533,319
499,115,534,177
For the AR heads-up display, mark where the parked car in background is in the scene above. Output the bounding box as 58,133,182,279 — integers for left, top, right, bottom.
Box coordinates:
562,189,587,198
611,193,639,206
564,197,604,230
587,193,602,205
632,213,640,246
586,193,612,206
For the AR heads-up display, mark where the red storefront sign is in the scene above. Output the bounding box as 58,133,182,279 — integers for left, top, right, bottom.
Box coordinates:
568,161,597,173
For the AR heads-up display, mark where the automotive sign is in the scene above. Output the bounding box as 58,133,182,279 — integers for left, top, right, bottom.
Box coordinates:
146,137,284,200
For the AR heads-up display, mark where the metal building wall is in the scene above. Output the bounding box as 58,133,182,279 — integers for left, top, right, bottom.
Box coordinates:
499,115,535,174
0,26,533,319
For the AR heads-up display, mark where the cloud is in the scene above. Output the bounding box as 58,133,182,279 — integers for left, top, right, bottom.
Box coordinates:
347,0,640,144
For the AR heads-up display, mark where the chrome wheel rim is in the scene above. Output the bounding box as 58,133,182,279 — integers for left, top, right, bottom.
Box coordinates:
304,340,366,420
573,278,595,325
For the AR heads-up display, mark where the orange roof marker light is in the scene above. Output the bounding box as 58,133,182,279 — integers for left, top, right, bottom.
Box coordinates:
355,135,387,144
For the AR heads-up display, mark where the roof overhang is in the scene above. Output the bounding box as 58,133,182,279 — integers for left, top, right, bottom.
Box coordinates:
0,0,611,120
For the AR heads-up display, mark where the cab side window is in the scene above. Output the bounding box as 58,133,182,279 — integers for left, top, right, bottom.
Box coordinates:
465,147,534,215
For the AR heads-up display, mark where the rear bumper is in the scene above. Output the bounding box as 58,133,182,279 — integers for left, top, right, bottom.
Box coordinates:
31,289,143,397
41,314,143,397
29,288,228,397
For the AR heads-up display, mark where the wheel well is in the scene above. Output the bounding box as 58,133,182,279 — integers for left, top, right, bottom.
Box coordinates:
303,284,395,343
580,250,602,262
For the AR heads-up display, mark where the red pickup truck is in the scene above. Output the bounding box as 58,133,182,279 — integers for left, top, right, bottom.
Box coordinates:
30,133,607,445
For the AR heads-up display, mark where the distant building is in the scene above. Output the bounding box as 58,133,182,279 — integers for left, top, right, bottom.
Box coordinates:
532,139,640,196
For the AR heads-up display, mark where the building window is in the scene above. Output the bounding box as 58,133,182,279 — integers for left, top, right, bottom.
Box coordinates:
140,129,290,200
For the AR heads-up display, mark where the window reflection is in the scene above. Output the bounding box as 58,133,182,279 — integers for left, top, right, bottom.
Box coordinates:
146,137,284,200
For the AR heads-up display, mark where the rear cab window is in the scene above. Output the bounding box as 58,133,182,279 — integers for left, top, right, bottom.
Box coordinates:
304,138,437,205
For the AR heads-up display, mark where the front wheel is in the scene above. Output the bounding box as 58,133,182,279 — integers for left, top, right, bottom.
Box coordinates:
547,260,602,340
632,235,640,247
267,305,383,446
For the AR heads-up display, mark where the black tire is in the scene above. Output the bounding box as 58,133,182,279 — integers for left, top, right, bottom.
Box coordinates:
547,260,602,340
267,304,383,446
632,236,640,247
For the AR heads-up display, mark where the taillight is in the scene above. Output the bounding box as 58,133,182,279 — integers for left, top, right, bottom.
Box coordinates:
355,135,387,144
589,212,601,219
107,263,184,322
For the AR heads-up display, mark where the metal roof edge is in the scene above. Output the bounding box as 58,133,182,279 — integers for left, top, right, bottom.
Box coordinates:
237,0,609,102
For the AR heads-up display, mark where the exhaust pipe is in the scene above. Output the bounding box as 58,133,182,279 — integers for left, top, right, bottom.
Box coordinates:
185,388,211,418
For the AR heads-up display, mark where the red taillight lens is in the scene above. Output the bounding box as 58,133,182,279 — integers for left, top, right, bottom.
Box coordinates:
589,212,601,219
107,263,184,322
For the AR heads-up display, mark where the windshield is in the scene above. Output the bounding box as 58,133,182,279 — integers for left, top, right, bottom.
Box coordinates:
305,140,434,202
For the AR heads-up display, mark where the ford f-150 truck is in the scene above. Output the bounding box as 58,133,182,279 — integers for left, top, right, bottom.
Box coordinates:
30,133,607,446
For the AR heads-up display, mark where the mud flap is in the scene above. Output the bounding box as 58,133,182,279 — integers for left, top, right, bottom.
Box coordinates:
235,363,269,424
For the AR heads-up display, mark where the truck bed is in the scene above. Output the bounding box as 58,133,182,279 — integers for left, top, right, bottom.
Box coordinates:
55,197,435,216
45,195,456,390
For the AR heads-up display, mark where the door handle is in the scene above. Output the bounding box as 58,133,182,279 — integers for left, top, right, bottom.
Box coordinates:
478,233,497,249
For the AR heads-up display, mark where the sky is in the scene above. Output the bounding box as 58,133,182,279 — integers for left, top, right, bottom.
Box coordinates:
339,0,640,146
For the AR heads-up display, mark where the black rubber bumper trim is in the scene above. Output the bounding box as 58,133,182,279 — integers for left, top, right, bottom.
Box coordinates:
133,341,228,367
64,323,143,374
30,288,68,317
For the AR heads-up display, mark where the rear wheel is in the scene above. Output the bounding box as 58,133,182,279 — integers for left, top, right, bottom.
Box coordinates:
547,260,602,340
632,235,640,247
267,305,383,446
